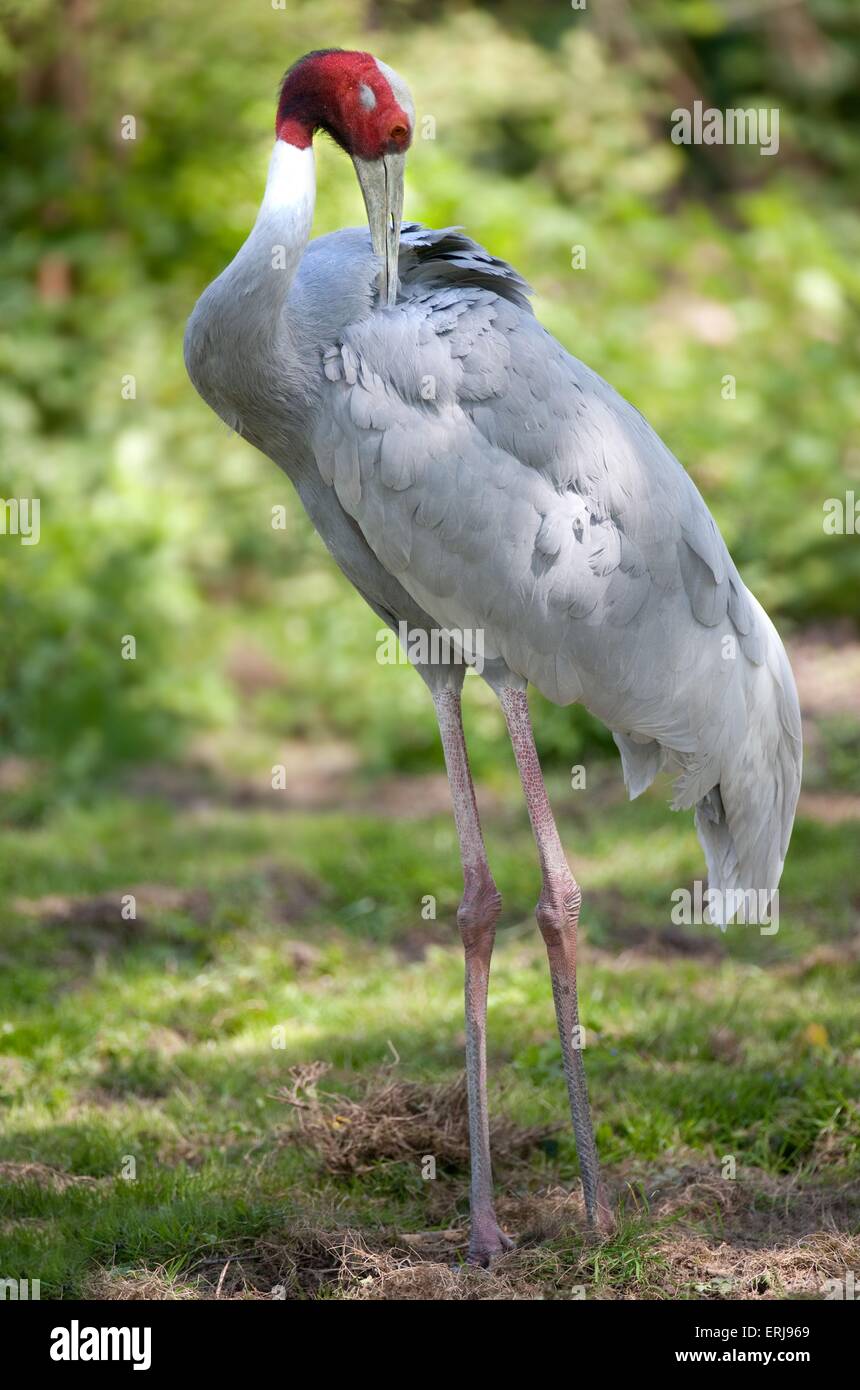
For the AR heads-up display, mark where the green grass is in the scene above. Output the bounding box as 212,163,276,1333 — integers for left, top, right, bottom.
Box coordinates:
3,0,860,1303
0,767,857,1299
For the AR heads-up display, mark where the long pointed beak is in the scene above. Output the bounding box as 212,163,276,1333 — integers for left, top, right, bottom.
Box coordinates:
352,152,405,307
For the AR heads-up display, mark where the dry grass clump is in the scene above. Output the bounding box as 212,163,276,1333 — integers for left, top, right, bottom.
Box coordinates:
84,1269,202,1300
647,1164,860,1299
661,1228,858,1299
329,1190,614,1300
332,1235,543,1300
274,1061,556,1176
0,1161,98,1192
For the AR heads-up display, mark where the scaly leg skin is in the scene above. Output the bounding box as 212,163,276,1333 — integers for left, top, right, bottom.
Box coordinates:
434,688,514,1266
498,687,613,1233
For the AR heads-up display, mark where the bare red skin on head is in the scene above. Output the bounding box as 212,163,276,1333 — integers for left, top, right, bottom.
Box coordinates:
276,49,412,160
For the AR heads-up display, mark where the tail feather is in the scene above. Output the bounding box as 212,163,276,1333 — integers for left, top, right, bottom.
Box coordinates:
615,597,802,927
695,604,801,924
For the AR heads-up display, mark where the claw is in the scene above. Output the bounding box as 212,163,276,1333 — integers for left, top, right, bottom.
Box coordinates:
466,1226,515,1267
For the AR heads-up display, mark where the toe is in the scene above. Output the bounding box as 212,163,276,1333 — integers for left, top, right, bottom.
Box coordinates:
467,1225,514,1266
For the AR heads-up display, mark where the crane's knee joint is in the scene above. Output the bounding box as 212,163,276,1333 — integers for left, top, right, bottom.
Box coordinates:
535,876,581,941
458,872,501,954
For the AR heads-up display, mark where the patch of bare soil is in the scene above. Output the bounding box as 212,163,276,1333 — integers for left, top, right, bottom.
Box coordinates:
355,773,461,819
274,1061,557,1176
604,923,726,961
789,627,860,721
797,791,860,824
775,934,860,977
13,884,211,932
256,863,327,923
125,751,467,820
11,864,324,954
392,924,453,962
10,884,211,967
582,887,729,961
0,757,37,791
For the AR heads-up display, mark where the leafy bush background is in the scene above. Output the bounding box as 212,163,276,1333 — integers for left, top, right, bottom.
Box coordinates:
1,0,857,788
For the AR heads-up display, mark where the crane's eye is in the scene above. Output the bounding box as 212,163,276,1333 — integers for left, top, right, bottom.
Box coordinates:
390,123,409,142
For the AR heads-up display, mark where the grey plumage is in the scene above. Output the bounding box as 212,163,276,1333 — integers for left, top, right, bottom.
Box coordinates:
320,226,800,913
186,205,801,925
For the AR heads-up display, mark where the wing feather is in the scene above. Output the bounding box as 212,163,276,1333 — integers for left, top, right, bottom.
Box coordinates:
306,226,799,907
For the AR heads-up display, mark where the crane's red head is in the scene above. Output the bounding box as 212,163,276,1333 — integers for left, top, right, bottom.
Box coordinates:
276,48,414,161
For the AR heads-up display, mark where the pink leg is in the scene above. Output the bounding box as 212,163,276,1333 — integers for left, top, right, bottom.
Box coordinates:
498,688,612,1231
434,687,513,1266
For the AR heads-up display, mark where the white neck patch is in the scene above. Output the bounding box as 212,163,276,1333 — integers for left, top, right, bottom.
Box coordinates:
262,140,316,218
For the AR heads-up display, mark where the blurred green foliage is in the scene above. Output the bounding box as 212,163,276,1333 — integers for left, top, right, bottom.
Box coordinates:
1,0,858,786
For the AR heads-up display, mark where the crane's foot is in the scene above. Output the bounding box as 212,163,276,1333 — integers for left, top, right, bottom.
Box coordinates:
466,1221,515,1268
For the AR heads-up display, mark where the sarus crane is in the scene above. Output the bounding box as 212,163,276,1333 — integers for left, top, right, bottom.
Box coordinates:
185,48,802,1265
